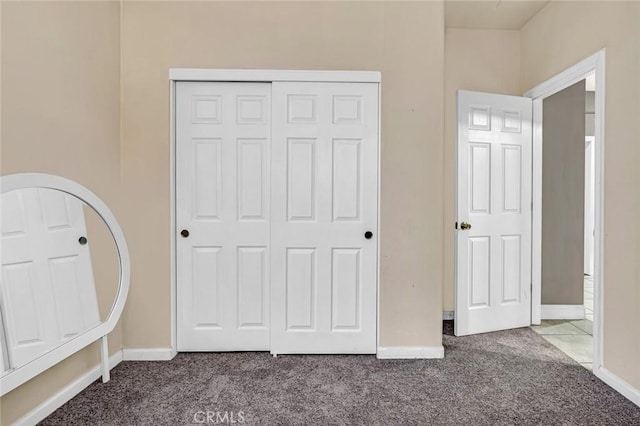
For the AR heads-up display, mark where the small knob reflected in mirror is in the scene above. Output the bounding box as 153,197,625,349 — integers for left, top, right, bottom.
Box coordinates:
78,236,88,245
181,229,190,238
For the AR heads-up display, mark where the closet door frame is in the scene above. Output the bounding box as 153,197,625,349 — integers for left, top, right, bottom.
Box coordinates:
169,69,381,358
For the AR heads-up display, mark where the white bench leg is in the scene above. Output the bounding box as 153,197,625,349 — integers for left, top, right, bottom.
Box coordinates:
100,335,110,383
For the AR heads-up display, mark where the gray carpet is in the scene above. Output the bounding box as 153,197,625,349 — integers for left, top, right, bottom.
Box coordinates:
41,322,640,425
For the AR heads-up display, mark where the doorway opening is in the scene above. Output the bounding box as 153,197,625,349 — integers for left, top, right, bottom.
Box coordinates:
530,72,597,371
526,50,605,374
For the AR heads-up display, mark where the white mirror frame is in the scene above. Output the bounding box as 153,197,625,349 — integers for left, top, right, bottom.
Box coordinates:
0,173,130,395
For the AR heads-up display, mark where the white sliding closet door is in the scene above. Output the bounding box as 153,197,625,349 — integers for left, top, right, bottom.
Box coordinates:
176,82,271,351
270,82,379,354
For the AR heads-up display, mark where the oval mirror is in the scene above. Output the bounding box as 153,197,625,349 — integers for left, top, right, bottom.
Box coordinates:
0,174,129,395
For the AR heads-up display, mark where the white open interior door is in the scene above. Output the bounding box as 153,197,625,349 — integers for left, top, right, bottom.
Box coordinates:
1,188,99,368
176,82,271,351
455,90,532,336
270,82,378,354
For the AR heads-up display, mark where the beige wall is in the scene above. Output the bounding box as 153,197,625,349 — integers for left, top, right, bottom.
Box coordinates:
521,0,640,389
541,80,586,305
443,28,520,311
0,2,122,424
121,1,444,350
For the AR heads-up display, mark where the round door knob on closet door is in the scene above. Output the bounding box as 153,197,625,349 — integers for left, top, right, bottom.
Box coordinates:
180,229,190,238
460,222,472,230
78,236,88,245
364,231,373,239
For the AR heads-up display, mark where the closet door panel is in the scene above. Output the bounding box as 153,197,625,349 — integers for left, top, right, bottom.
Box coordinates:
176,82,270,351
271,82,378,354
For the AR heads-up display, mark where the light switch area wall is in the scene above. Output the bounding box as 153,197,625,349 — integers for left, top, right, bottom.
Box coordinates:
541,80,586,305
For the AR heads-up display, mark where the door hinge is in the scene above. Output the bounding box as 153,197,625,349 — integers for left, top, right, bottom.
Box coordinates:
455,221,458,229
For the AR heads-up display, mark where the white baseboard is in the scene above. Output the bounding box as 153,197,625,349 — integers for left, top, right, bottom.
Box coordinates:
595,366,640,408
442,311,454,320
541,304,585,320
16,351,123,426
122,348,177,361
377,346,444,359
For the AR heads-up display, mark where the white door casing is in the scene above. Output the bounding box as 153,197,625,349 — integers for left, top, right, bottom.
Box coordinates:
176,82,271,351
270,82,378,354
1,188,99,370
584,137,595,276
455,90,532,336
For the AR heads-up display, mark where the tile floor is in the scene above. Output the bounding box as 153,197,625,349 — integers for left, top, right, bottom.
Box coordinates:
531,277,594,371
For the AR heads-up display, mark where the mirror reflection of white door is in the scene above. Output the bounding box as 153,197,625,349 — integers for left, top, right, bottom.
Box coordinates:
455,90,532,336
0,189,99,370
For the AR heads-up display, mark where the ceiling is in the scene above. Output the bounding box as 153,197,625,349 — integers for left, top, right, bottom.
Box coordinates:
445,0,551,30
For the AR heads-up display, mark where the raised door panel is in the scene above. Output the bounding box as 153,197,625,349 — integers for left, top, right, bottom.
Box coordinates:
331,248,361,330
469,143,491,215
502,145,522,213
49,256,88,339
237,247,267,329
501,235,522,304
0,262,48,368
285,248,316,330
191,246,222,329
287,95,317,123
468,237,490,308
332,139,361,222
194,139,222,220
1,191,27,236
237,139,267,221
287,139,317,221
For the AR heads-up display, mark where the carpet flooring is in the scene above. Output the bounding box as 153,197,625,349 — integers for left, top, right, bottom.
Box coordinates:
41,322,640,425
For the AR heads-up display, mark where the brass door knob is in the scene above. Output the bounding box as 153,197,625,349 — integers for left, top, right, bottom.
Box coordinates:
460,222,472,230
